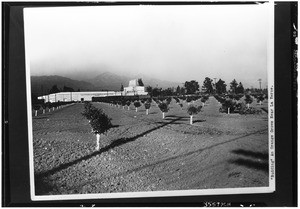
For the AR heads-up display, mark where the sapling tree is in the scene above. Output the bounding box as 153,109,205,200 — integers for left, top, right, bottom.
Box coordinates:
82,105,101,123
158,102,169,119
33,105,40,116
89,108,112,151
126,101,131,110
244,94,253,108
121,100,126,109
257,94,264,105
222,98,236,114
134,101,141,112
144,102,151,115
41,104,46,114
187,105,202,124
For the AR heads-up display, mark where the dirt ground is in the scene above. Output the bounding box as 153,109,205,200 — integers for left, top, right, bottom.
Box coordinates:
32,96,269,195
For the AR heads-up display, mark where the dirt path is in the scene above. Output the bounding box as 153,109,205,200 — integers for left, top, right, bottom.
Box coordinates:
33,100,268,195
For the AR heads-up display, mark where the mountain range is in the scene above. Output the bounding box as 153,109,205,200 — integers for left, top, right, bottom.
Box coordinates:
31,72,181,96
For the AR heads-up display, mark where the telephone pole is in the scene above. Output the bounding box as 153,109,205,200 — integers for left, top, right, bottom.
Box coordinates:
258,79,262,91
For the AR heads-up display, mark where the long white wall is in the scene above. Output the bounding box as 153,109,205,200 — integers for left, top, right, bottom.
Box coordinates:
38,91,148,103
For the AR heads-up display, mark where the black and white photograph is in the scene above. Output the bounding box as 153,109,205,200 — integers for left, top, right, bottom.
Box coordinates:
23,3,275,201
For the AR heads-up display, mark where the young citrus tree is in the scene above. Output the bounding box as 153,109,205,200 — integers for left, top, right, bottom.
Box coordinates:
33,105,40,116
134,101,141,112
82,102,101,123
41,104,46,114
121,100,126,109
144,102,151,115
257,94,264,105
89,108,112,151
244,94,253,108
158,102,169,119
126,101,131,110
187,105,202,125
201,97,207,106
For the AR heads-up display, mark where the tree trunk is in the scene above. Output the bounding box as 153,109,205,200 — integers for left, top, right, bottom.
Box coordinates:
35,110,37,117
53,107,54,111
260,101,262,105
128,106,130,110
43,109,45,114
162,112,165,119
146,109,149,115
190,115,193,125
49,108,51,112
135,107,138,112
96,134,100,151
202,102,204,106
247,103,250,108
228,107,230,114
123,106,124,109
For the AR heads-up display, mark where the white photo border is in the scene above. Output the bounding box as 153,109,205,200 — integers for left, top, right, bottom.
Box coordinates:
24,2,275,201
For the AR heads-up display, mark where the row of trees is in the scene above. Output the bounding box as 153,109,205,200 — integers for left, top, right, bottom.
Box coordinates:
215,94,264,114
145,78,264,97
32,101,74,116
101,95,209,124
49,85,78,94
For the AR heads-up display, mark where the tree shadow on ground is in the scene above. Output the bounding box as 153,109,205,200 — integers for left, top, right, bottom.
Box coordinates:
193,119,206,123
35,117,183,179
90,128,269,184
231,149,268,160
228,158,268,172
37,128,268,195
34,116,50,119
229,149,268,173
35,176,57,195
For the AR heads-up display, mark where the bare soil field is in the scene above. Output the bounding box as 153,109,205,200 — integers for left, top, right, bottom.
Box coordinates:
32,96,268,195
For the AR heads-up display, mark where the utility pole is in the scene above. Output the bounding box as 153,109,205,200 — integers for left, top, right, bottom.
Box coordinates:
258,79,262,91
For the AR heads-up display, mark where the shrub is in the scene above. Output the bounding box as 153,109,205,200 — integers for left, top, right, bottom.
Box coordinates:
90,109,112,135
144,102,151,109
187,105,202,124
158,102,169,119
257,94,264,104
82,105,101,121
187,105,202,115
158,102,169,112
244,94,253,108
134,101,141,108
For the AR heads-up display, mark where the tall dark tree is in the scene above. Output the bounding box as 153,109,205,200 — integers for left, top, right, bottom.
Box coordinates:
180,87,186,95
145,86,153,96
215,79,227,94
62,85,74,92
203,77,213,94
176,85,181,95
236,82,244,94
152,87,162,97
138,78,144,86
184,80,199,95
230,79,238,93
49,85,60,94
120,84,124,91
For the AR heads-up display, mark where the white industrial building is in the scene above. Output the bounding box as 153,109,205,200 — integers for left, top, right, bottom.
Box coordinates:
38,79,147,103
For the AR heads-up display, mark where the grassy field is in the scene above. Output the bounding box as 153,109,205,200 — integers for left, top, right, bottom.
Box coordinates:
32,96,269,195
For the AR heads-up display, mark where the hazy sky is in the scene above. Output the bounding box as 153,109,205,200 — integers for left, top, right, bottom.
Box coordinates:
24,4,270,88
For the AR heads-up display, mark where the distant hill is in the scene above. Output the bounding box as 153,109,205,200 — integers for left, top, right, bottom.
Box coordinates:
87,72,130,91
31,73,182,96
87,72,181,90
31,75,95,96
